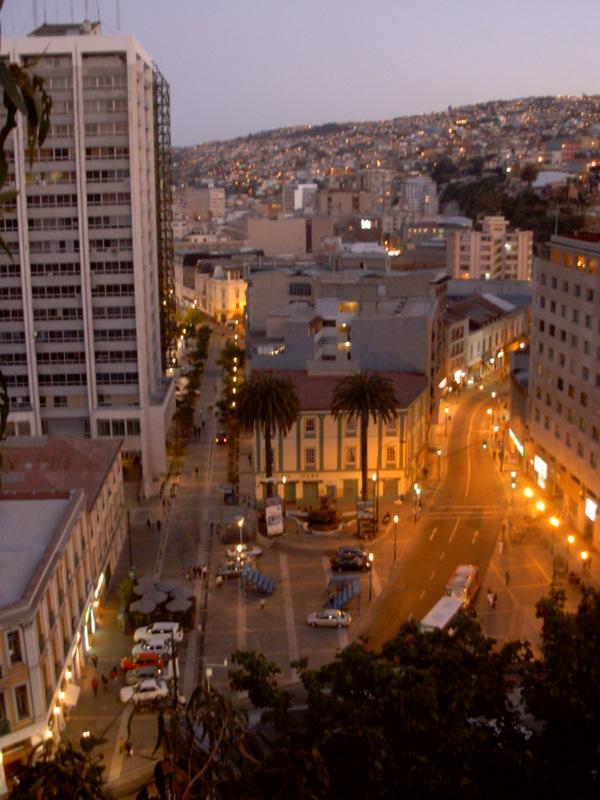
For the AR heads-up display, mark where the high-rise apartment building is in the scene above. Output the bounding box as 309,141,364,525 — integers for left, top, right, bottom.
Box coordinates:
529,234,600,544
446,215,533,281
396,176,439,219
0,22,176,496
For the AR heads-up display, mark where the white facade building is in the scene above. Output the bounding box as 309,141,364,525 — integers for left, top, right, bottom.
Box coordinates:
0,22,176,496
446,215,533,281
396,176,439,218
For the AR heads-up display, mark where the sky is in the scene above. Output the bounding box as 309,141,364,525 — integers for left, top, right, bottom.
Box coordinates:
3,0,600,146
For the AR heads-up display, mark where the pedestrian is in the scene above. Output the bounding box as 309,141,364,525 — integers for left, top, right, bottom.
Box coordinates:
195,467,199,479
216,575,223,589
486,589,495,609
493,592,498,608
146,517,151,530
412,508,417,523
110,667,118,682
124,741,133,757
101,674,109,691
202,564,208,580
247,453,252,465
260,598,266,611
201,420,206,431
505,571,511,586
498,540,504,555
91,676,99,697
90,653,98,669
157,520,162,533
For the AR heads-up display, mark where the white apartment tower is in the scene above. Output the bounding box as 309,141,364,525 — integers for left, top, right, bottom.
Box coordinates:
446,215,533,281
0,22,177,496
397,176,439,218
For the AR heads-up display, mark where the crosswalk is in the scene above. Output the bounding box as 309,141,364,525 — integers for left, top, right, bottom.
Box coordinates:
426,504,504,520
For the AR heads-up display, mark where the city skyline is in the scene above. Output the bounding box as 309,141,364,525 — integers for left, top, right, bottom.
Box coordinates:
3,0,600,145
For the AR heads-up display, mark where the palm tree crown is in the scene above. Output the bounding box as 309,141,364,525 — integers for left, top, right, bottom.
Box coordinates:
331,372,399,501
236,372,300,494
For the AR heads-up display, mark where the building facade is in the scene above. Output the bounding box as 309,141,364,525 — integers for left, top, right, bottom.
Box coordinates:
528,234,600,544
0,22,176,496
0,437,126,792
446,215,533,281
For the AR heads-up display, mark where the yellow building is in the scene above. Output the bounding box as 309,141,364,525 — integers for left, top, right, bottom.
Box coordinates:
251,370,429,505
0,439,126,792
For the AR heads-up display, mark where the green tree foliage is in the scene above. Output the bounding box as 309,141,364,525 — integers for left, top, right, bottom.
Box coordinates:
331,372,398,501
236,373,300,494
522,588,600,798
8,741,108,799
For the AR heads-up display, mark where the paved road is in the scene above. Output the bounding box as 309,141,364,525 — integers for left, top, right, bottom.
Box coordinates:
364,387,507,649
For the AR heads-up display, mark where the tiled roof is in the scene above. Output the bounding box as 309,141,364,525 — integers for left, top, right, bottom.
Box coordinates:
255,370,428,411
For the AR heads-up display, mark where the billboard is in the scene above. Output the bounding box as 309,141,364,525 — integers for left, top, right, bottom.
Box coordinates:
265,497,284,536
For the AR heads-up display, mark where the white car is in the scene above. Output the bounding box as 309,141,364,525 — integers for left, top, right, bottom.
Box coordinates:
131,637,173,659
120,678,169,705
133,622,183,643
306,609,351,628
226,543,262,559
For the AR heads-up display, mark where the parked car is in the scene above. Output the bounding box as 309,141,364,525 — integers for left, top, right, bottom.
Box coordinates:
120,678,169,705
330,554,371,572
120,653,165,672
215,431,228,445
133,621,183,643
216,559,246,579
306,609,351,628
335,546,367,560
131,636,173,659
125,665,163,686
226,543,262,559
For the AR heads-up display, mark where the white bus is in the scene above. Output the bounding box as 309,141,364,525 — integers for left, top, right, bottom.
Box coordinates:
444,564,480,607
419,596,464,633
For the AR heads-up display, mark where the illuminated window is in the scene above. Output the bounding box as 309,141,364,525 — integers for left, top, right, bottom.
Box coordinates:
304,417,316,437
338,301,359,313
305,448,316,468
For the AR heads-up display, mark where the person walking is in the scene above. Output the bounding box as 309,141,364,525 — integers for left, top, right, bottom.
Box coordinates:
202,564,208,580
195,467,199,479
504,571,511,587
486,589,495,609
110,667,118,683
157,520,162,533
90,653,98,669
101,674,109,691
147,518,151,530
91,676,99,697
260,598,266,611
216,575,223,589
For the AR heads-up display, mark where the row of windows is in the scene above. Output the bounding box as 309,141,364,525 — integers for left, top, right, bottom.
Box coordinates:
0,264,20,277
29,216,78,231
534,407,598,468
32,285,81,299
86,169,129,184
33,308,83,321
82,75,127,90
36,330,83,343
30,240,79,254
0,353,26,366
91,284,134,298
303,416,399,436
84,121,128,136
96,372,138,385
93,328,136,341
538,298,597,329
537,320,600,353
83,98,128,113
95,350,137,363
28,193,78,208
97,418,141,437
33,147,72,163
87,192,131,206
303,444,398,468
90,260,133,275
92,306,135,319
0,331,25,343
38,373,87,386
537,343,600,383
85,146,129,160
26,170,76,185
0,287,21,299
37,352,85,365
89,238,132,253
540,272,596,300
88,215,132,230
31,263,80,277
4,374,29,386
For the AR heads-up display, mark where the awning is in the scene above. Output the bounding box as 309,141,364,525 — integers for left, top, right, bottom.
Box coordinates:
64,683,81,707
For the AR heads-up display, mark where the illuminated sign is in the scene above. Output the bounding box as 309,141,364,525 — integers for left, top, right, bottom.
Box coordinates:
509,428,524,457
360,219,372,230
533,455,547,480
585,498,597,522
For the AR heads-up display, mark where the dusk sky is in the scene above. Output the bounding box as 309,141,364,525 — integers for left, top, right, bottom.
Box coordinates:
3,0,600,146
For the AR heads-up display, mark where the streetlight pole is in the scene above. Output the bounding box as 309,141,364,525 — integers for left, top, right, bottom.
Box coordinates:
238,517,244,548
281,475,287,519
368,552,374,601
371,472,378,523
444,406,449,436
436,449,442,481
566,534,574,571
393,514,398,563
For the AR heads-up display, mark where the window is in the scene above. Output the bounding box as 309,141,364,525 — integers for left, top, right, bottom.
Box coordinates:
385,445,396,464
126,419,140,435
586,288,594,302
305,448,316,467
551,277,557,289
14,685,30,719
7,631,22,664
289,282,311,297
572,309,579,324
345,419,357,436
581,392,588,408
540,273,546,286
386,419,398,435
574,284,581,297
97,420,111,436
304,417,316,437
345,446,356,466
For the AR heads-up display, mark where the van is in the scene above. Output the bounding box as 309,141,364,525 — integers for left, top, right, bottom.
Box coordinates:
444,564,480,607
419,596,464,633
133,621,183,643
131,636,173,659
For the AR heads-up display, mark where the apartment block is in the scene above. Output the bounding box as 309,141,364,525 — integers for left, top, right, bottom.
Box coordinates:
446,215,533,281
0,437,126,792
0,22,176,496
529,234,600,544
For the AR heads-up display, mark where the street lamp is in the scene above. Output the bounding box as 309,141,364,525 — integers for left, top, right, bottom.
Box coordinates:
393,514,399,563
549,516,560,554
535,500,545,513
237,517,244,547
444,406,449,435
368,552,374,601
436,449,442,480
371,472,378,522
523,487,534,499
281,475,287,518
580,550,589,574
566,534,575,570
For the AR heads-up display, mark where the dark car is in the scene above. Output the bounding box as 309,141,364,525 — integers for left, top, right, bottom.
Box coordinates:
330,554,371,572
215,431,228,445
335,546,367,560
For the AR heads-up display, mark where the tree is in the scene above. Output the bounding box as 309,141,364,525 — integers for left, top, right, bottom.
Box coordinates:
236,373,300,496
331,372,398,500
519,163,539,188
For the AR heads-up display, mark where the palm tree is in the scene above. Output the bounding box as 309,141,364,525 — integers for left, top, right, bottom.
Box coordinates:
331,372,398,501
236,372,300,497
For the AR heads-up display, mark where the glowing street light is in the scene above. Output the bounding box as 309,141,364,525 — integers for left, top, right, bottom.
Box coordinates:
393,514,399,563
444,406,450,435
368,553,374,601
237,517,244,547
523,487,534,499
566,534,575,569
580,550,590,573
535,500,546,513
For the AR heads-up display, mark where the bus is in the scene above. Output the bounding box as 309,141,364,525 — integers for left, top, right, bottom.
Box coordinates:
444,564,480,607
419,596,464,633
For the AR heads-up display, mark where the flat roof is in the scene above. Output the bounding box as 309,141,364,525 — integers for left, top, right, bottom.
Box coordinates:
0,495,70,609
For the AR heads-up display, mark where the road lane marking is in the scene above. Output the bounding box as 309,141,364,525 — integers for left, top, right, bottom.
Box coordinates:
429,526,437,541
471,529,479,544
439,551,445,561
448,519,460,543
278,553,300,682
430,570,436,581
419,589,426,600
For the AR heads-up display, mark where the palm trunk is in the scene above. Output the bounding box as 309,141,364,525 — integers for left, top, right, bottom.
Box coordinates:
264,424,274,498
360,413,368,501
